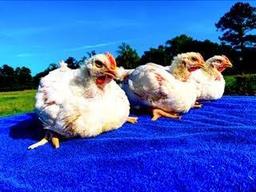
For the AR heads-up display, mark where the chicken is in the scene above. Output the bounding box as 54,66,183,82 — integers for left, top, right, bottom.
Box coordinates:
28,53,136,150
120,52,205,121
190,55,232,100
116,67,134,81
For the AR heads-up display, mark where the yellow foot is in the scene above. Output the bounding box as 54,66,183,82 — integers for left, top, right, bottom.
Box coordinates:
28,137,48,150
28,131,61,150
151,108,181,121
127,116,138,124
193,101,202,108
51,135,60,149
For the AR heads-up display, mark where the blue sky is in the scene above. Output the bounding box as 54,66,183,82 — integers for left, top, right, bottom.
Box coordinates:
0,1,255,75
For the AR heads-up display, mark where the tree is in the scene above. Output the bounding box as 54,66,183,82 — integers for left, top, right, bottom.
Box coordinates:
65,57,79,69
78,56,87,66
47,63,58,71
216,2,256,51
0,65,15,90
140,45,172,66
15,67,32,89
86,50,96,58
116,43,140,69
166,34,194,56
0,65,34,91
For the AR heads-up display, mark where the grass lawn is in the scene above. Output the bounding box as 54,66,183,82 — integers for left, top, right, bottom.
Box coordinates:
0,90,36,117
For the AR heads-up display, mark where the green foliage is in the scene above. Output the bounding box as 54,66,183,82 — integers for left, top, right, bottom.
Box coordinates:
140,45,172,66
166,34,194,56
216,2,256,51
225,74,256,95
224,76,237,94
0,65,33,91
116,43,140,69
137,34,240,74
65,57,79,69
86,50,96,58
0,90,35,116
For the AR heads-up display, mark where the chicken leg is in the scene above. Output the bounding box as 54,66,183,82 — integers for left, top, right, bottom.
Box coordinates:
152,108,181,121
28,131,60,150
193,101,202,108
51,133,60,149
126,116,138,124
27,137,48,150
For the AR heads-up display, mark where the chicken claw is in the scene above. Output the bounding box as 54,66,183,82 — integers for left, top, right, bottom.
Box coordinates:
193,101,202,108
28,137,48,150
152,108,181,121
28,131,60,150
127,116,138,124
51,132,60,149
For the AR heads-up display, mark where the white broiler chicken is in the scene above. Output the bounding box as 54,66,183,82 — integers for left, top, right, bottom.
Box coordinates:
120,52,205,120
190,55,232,100
28,53,136,150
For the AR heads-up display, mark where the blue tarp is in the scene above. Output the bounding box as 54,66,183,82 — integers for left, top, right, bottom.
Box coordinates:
0,96,256,192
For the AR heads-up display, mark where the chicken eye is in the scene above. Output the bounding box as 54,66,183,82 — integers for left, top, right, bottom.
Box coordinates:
182,60,187,66
215,59,222,63
95,60,104,68
191,57,198,61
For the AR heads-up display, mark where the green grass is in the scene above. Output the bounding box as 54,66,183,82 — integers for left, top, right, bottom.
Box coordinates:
0,90,36,117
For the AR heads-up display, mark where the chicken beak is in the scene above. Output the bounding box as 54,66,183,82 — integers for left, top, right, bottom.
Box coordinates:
225,62,233,68
218,62,232,72
188,60,205,72
197,60,205,69
104,68,118,79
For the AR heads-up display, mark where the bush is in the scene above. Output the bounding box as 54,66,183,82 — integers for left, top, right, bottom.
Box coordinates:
224,74,256,95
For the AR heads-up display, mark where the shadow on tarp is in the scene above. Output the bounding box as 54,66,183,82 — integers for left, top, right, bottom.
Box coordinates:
9,113,45,141
8,113,80,145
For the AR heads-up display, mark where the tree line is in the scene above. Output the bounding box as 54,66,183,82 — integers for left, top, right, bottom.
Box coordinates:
0,2,255,92
0,65,32,91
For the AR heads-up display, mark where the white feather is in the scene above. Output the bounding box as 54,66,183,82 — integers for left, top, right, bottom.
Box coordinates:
121,63,197,113
36,56,130,138
190,69,225,100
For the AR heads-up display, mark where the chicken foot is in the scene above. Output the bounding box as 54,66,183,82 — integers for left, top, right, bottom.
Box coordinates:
127,116,138,124
28,131,60,150
152,108,181,121
193,101,202,108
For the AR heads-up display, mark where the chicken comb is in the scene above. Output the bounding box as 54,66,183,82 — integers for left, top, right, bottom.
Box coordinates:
105,52,117,70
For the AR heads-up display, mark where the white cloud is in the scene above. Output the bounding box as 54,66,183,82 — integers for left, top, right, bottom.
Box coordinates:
65,41,124,52
16,53,34,57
